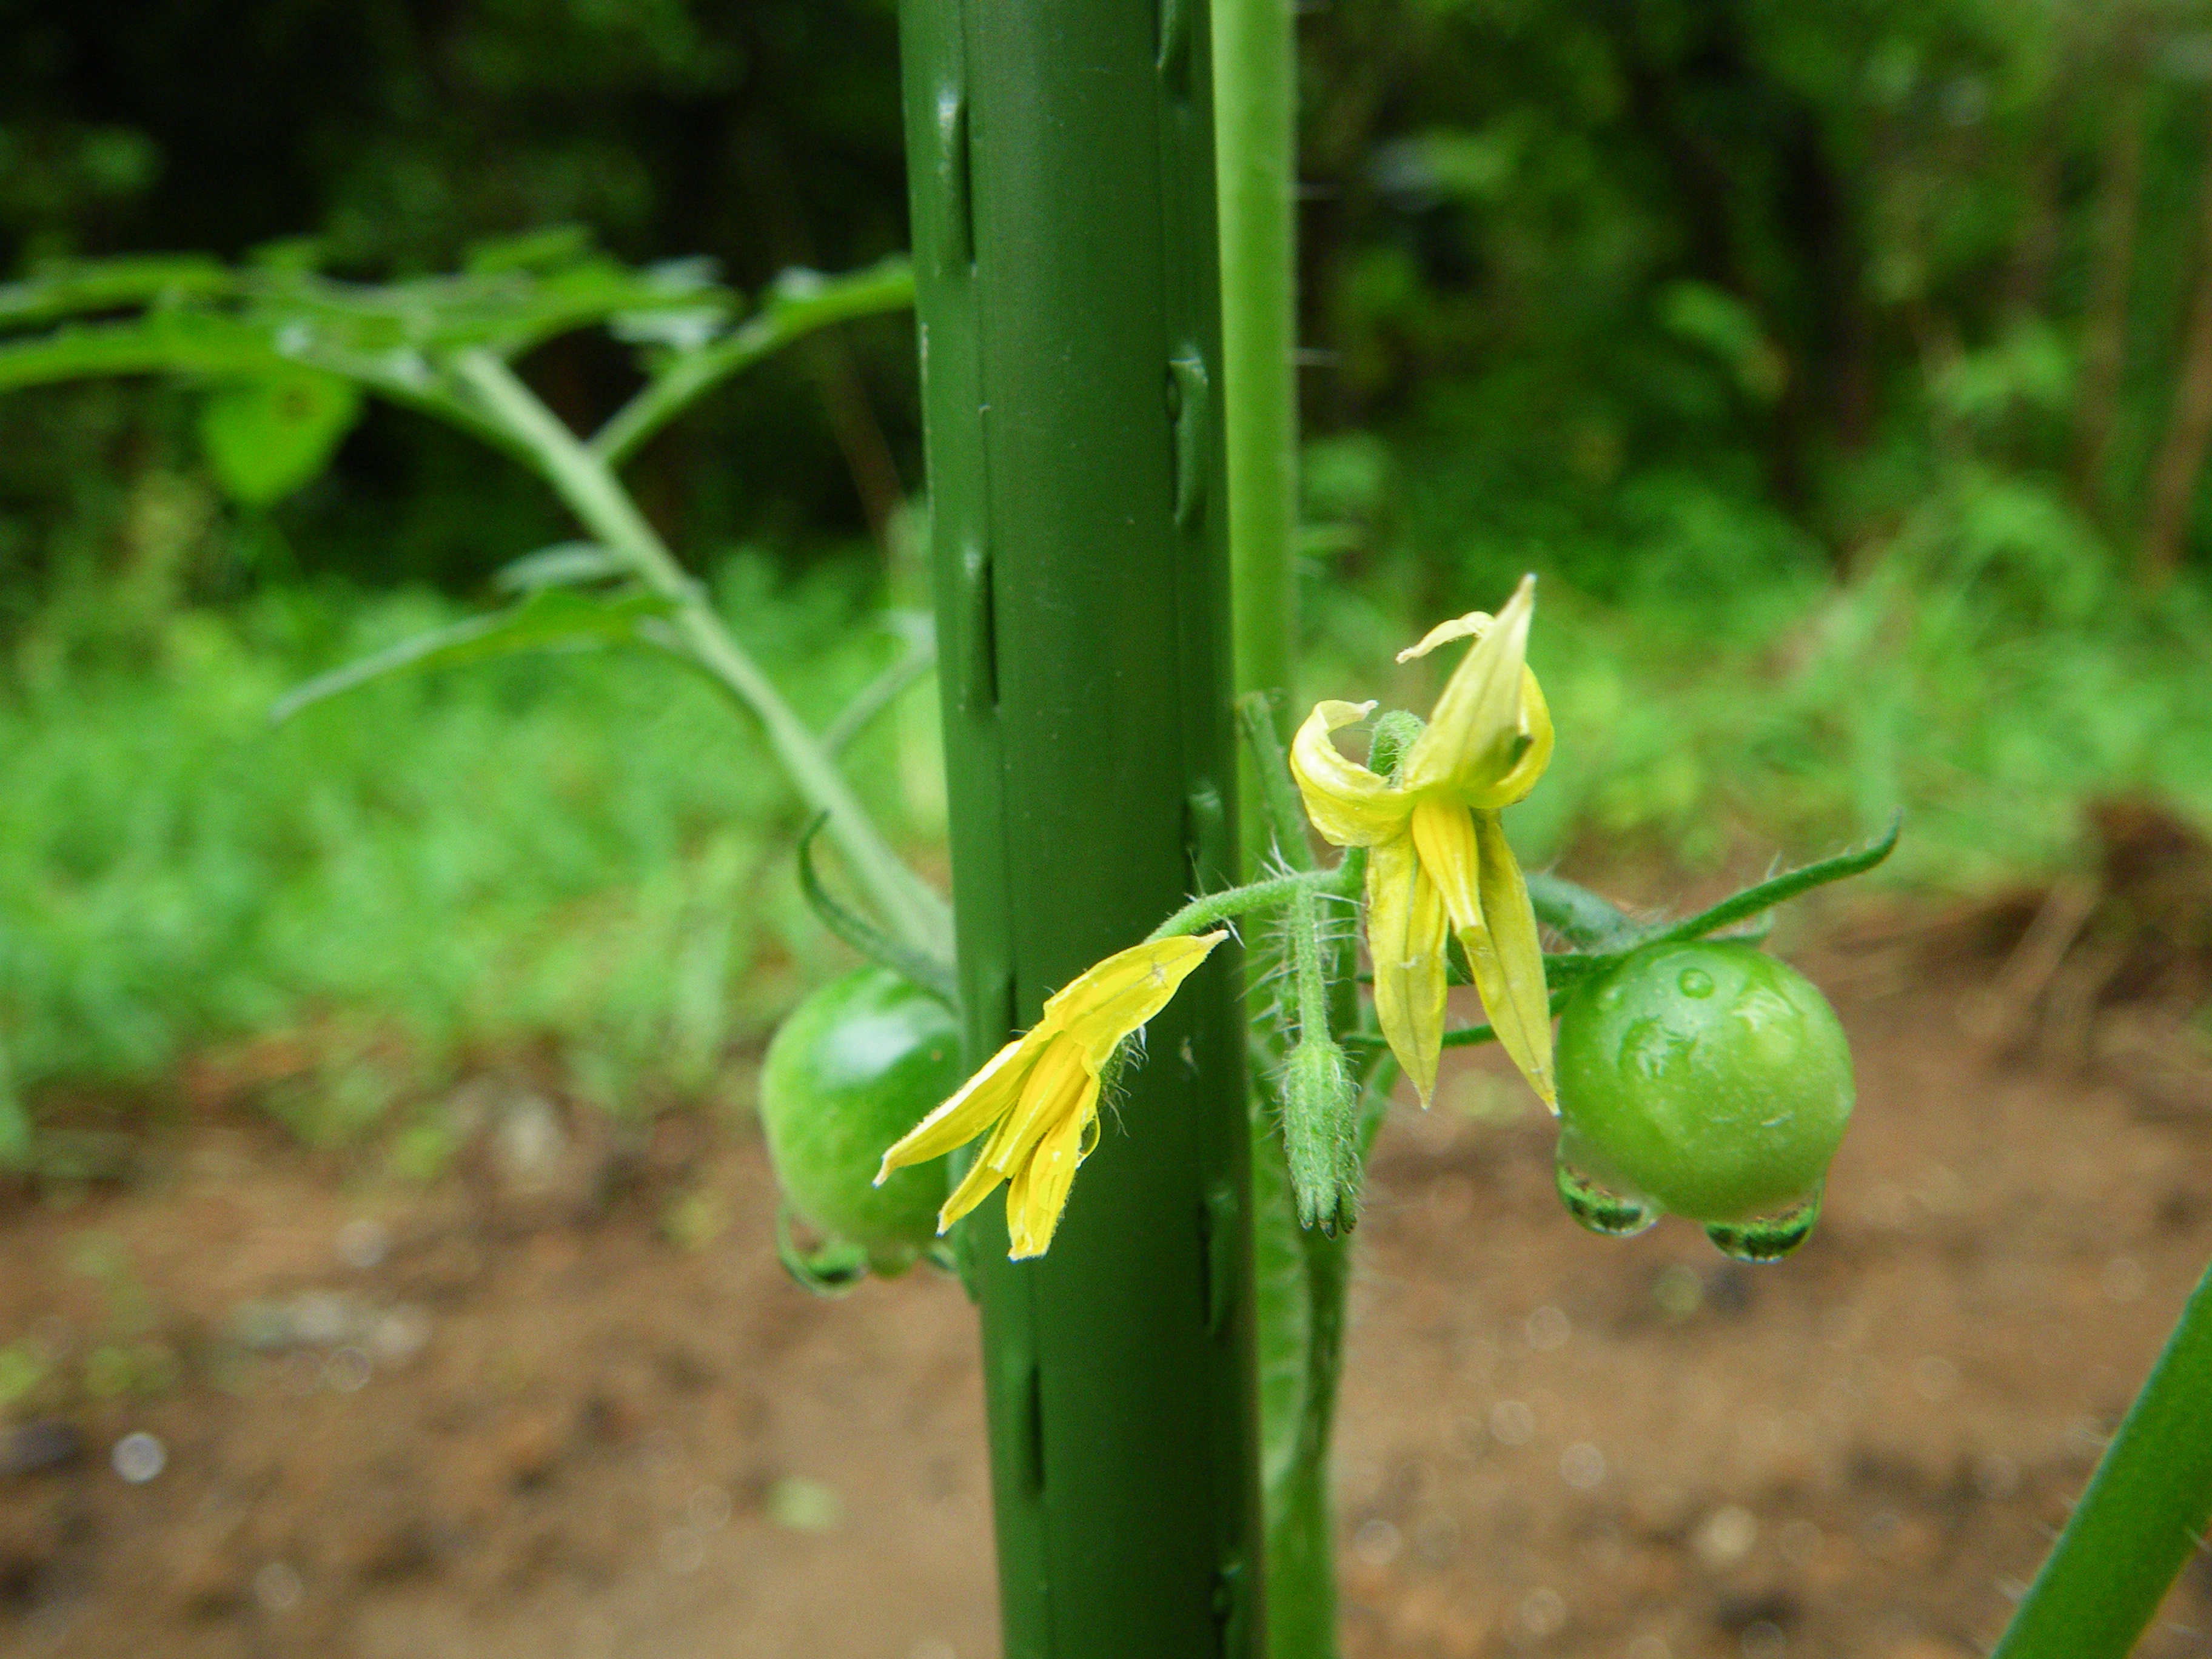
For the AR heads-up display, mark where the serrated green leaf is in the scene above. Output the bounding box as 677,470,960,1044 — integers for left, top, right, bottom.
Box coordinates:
270,587,675,723
198,367,363,506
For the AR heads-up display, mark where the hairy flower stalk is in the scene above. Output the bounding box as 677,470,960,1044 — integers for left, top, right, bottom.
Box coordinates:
1291,575,1557,1108
874,933,1228,1258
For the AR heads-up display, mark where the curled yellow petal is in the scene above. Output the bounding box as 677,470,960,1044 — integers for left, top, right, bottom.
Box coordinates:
1476,669,1553,809
1395,609,1492,664
1466,809,1556,1108
1289,699,1413,847
1402,574,1537,799
1364,833,1449,1106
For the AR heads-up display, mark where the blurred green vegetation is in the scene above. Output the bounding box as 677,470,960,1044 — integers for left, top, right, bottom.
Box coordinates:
2,507,943,1144
5,0,2212,1141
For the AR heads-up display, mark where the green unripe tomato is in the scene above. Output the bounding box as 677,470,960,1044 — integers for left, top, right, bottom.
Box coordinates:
760,966,962,1275
1555,941,1852,1249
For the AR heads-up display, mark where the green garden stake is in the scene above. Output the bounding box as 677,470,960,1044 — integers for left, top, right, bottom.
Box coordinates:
897,2,1264,1655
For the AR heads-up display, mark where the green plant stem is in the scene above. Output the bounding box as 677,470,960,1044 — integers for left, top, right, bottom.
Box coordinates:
1239,691,1316,872
1991,1253,2212,1659
589,257,916,468
1150,863,1358,943
452,348,951,959
1213,0,1298,720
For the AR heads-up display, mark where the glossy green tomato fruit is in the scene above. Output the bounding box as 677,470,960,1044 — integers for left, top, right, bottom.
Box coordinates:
1554,941,1852,1258
760,966,962,1275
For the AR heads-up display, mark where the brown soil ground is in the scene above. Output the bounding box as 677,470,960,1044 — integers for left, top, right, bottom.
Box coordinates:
2,910,2210,1659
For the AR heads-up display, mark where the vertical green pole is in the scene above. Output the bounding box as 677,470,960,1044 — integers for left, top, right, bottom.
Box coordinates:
899,3,1263,1657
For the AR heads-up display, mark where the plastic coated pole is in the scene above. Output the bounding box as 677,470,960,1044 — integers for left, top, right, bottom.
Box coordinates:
897,2,1265,1656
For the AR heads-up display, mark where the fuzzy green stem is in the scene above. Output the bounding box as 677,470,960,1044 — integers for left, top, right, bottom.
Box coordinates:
452,349,951,959
1150,863,1356,943
1991,1253,2212,1659
1239,691,1316,872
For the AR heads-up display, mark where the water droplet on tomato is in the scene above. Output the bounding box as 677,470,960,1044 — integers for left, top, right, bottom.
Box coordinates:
1555,1158,1658,1237
1704,1187,1822,1262
1677,967,1715,998
1596,983,1624,1011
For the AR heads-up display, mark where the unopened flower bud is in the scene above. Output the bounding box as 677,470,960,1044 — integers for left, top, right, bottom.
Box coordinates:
1281,1036,1359,1235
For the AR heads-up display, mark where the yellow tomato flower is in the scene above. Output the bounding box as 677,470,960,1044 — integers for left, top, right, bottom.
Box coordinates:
1290,575,1555,1110
875,931,1228,1259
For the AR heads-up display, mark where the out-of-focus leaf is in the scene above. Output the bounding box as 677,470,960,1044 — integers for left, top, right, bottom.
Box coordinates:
198,367,363,506
464,224,598,276
492,541,626,594
0,256,233,329
591,256,914,465
270,587,674,723
0,311,285,390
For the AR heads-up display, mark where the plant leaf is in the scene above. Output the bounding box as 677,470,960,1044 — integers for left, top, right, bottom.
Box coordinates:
198,367,363,506
492,541,627,594
270,587,673,723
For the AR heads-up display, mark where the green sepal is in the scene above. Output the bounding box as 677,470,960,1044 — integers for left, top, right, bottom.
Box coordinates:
775,1202,870,1297
1651,814,1903,945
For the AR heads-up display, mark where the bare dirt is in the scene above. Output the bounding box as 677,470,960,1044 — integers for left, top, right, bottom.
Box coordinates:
3,899,2211,1659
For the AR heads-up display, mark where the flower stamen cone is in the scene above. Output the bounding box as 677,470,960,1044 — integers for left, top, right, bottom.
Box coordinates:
875,930,1229,1259
1289,575,1557,1110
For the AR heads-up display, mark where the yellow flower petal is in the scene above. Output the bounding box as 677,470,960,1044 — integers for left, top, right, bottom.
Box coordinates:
1050,931,1228,1064
1478,668,1553,809
1408,797,1483,938
1364,832,1450,1106
1466,809,1556,1108
1289,699,1413,847
939,1143,1009,1233
1403,574,1537,799
1395,609,1492,664
877,1026,1045,1182
1005,1095,1094,1259
979,1034,1090,1178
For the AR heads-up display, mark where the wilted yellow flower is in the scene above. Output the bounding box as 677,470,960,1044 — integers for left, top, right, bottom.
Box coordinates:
875,931,1228,1259
1290,575,1555,1109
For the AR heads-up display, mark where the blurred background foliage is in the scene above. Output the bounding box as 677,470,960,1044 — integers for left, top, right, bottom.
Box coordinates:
4,0,2212,1144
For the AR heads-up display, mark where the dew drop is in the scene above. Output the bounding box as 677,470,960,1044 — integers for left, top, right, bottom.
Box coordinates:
1555,1159,1658,1237
1705,1187,1822,1262
1597,984,1624,1011
1677,967,1715,998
